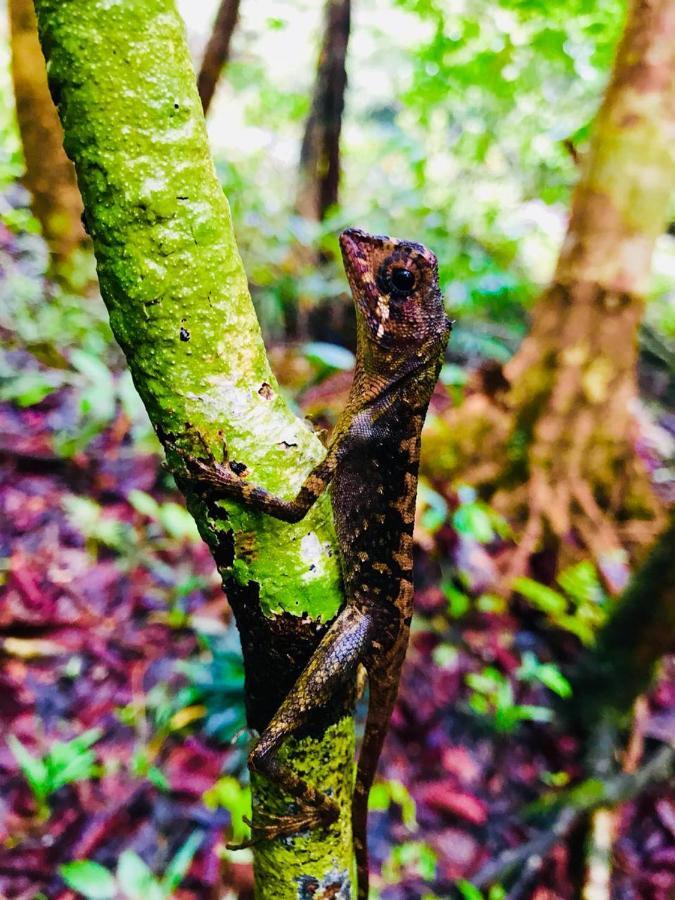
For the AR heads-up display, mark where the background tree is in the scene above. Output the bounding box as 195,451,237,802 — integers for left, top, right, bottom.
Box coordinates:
295,0,351,223
197,0,241,115
426,0,675,589
8,0,84,264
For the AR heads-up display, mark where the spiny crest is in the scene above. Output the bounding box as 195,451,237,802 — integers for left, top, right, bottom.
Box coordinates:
339,227,448,351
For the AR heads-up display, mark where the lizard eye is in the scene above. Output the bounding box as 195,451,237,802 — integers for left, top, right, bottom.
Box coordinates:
389,267,416,294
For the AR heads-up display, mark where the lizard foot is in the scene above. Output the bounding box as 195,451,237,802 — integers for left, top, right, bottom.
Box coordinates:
226,803,339,850
164,434,243,493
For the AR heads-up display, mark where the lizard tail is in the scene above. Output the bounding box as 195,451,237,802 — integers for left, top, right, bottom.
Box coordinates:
353,674,401,900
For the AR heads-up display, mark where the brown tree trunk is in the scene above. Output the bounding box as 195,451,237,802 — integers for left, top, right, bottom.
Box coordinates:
292,0,352,343
430,0,675,589
570,510,675,734
197,0,241,115
8,0,84,263
296,0,351,222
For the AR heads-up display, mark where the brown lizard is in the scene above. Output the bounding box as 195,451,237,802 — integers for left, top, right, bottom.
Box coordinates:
173,227,450,898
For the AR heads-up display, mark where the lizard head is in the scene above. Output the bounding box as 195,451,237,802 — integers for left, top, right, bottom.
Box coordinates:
339,227,450,364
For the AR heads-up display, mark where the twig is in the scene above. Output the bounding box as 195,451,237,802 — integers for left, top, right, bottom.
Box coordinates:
470,744,674,891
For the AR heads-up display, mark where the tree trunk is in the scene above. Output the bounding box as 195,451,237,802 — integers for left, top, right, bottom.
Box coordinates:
292,0,352,343
296,0,351,222
9,0,84,264
427,0,675,589
570,510,675,734
197,0,240,115
32,1,354,895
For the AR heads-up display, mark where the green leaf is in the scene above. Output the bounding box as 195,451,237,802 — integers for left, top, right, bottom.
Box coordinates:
442,581,470,618
59,861,117,898
48,749,97,792
517,652,572,698
439,363,468,386
416,843,437,881
453,503,495,543
7,735,49,802
127,489,160,518
456,880,484,900
302,342,355,372
116,850,158,899
512,576,568,615
511,704,554,723
418,483,448,532
148,766,170,792
535,664,572,698
557,560,604,605
368,783,390,812
161,831,203,893
202,777,251,843
157,502,200,541
0,372,61,407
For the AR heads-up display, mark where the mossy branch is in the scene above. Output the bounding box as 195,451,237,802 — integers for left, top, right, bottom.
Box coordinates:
32,0,354,894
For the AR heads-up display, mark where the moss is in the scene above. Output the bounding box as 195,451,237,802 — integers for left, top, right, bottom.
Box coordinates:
252,717,356,898
33,0,351,889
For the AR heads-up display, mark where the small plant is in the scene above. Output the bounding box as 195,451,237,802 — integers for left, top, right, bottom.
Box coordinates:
379,840,437,888
516,651,572,699
203,775,252,844
465,667,552,733
456,881,506,900
60,833,202,900
452,485,510,545
7,728,102,820
175,628,247,745
127,489,201,543
513,559,608,645
368,778,418,830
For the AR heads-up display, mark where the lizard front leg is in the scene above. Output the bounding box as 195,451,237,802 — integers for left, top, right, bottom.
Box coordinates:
168,439,338,523
229,605,375,848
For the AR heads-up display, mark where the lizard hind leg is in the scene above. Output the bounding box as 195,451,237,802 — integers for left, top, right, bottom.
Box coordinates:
228,605,374,850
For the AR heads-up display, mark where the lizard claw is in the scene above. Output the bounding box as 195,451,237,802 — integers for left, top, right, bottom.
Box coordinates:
226,804,339,850
163,432,242,493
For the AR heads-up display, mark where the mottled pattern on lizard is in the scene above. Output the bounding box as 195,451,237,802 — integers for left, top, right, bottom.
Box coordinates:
172,227,450,899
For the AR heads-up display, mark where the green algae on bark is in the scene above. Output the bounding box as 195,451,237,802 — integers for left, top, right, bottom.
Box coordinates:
252,717,357,898
33,0,352,893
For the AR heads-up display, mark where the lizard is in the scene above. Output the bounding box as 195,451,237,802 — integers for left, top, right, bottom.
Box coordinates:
171,227,450,898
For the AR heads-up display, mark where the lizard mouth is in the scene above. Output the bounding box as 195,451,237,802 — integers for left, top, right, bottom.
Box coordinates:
339,227,370,265
339,228,375,298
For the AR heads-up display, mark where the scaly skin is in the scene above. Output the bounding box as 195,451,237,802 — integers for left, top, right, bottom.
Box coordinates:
174,227,450,898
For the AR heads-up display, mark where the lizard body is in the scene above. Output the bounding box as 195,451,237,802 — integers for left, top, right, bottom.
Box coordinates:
175,227,450,897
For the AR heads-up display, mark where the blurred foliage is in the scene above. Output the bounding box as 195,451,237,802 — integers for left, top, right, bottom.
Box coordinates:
8,729,102,821
203,775,252,844
59,832,203,900
513,559,608,645
199,0,673,357
175,629,248,747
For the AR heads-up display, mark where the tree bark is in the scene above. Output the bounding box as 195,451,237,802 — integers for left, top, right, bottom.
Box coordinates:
424,0,675,589
296,0,351,222
9,0,84,263
197,0,240,115
32,1,354,895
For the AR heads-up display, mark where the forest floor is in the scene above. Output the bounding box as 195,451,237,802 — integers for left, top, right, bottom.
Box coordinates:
1,224,674,900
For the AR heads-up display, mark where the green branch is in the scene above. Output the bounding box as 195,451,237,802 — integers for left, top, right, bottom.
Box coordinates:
33,0,353,894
